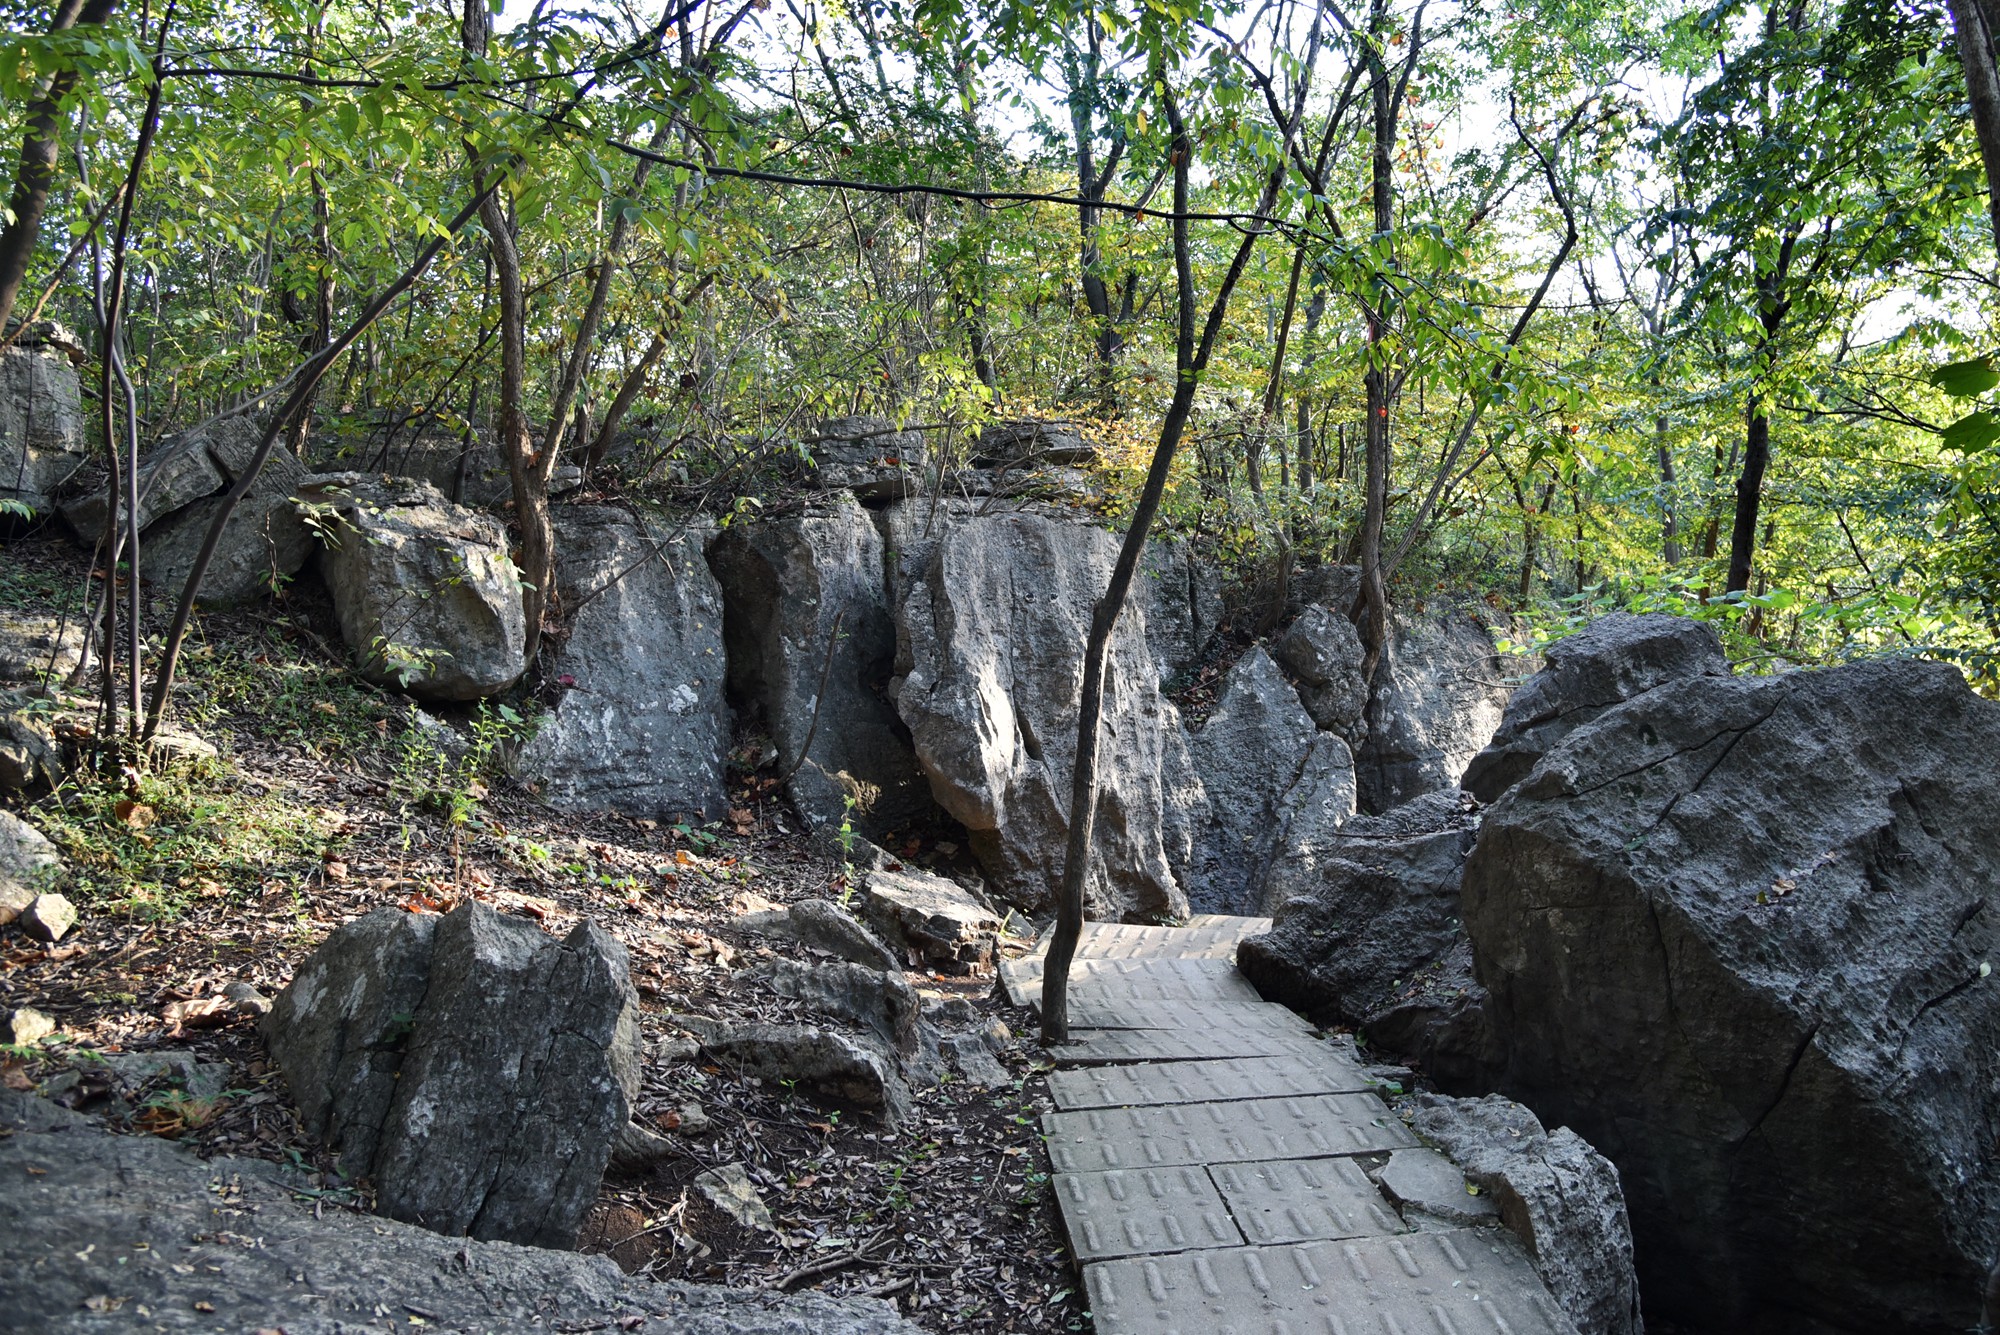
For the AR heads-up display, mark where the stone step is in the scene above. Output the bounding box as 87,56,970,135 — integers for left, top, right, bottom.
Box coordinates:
1046,1026,1336,1066
1047,1053,1374,1111
999,915,1272,1006
1042,1094,1417,1172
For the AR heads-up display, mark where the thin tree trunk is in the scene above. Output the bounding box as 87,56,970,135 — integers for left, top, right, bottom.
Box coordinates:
1725,399,1770,594
1948,0,2000,265
1657,410,1680,565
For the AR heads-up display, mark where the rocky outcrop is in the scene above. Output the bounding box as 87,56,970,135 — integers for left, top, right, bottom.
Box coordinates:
735,898,902,972
0,607,84,685
860,866,1003,975
0,1090,915,1333
0,809,59,924
1355,608,1512,811
1461,612,1727,802
262,903,640,1248
681,1016,912,1123
1182,647,1356,914
972,419,1099,468
1412,1093,1643,1335
516,506,730,820
1138,535,1223,685
1274,603,1368,738
0,322,87,516
0,702,63,793
803,415,925,500
707,498,934,837
1464,659,2000,1333
299,474,526,699
125,418,317,606
740,956,921,1056
891,507,1189,921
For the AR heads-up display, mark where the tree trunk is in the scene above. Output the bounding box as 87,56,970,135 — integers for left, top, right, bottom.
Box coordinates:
1725,398,1770,594
1354,2,1397,682
0,0,120,336
1657,412,1680,565
1949,0,2000,265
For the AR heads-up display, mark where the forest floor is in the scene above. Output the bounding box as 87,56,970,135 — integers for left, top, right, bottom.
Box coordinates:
0,530,1088,1335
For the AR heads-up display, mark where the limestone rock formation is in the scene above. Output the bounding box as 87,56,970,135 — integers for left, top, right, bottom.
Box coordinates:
972,419,1100,468
891,507,1188,920
299,474,525,698
707,497,934,836
516,506,730,819
0,607,84,685
1274,603,1369,737
803,415,925,500
1355,608,1513,811
1464,658,2000,1333
1138,534,1224,685
0,808,59,924
679,1016,912,1123
1461,612,1727,803
262,903,640,1247
0,322,87,516
735,898,902,972
1412,1093,1643,1335
860,866,1003,975
0,1090,914,1333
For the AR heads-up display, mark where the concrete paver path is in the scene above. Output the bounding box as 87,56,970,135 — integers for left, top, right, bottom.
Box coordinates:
1004,916,1580,1335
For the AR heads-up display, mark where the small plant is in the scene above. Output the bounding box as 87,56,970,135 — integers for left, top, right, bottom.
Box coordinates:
390,700,534,832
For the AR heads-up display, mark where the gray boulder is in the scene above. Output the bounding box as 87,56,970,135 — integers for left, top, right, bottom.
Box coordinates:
0,1090,915,1333
299,474,525,698
1412,1093,1643,1335
681,1017,911,1123
262,902,640,1247
741,956,920,1056
0,607,84,685
0,705,62,793
1183,647,1357,914
141,421,317,606
516,506,730,819
973,419,1100,467
64,415,258,541
707,497,934,837
1138,534,1223,684
860,866,1003,975
804,415,925,500
892,508,1187,920
20,891,75,943
1461,612,1727,803
1464,659,2000,1333
736,898,902,972
0,323,87,516
1275,603,1369,737
0,808,59,924
1355,608,1512,812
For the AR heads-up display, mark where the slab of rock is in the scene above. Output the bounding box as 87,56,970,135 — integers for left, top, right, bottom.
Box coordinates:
1354,609,1512,812
1138,535,1223,685
1183,647,1357,914
1376,1146,1500,1227
20,891,75,943
1464,658,2000,1333
1411,1094,1642,1335
0,809,59,923
942,1032,1012,1087
736,898,902,972
972,418,1100,468
707,498,934,836
299,474,525,699
892,508,1187,920
695,1162,779,1234
682,1017,911,1123
0,324,87,515
0,706,62,792
861,867,1002,975
1461,612,1727,803
0,1089,915,1334
263,902,640,1247
742,956,920,1056
1275,603,1369,737
516,507,730,819
143,448,318,607
63,415,242,541
0,608,84,685
804,415,926,500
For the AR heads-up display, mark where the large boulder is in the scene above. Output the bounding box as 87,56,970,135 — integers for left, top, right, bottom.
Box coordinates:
299,474,524,698
0,322,87,516
0,607,84,685
707,498,934,837
1461,612,1727,803
803,415,925,500
516,507,730,820
860,866,1003,975
0,1090,915,1333
262,902,640,1248
972,419,1100,468
1464,659,2000,1333
891,508,1188,920
1138,534,1223,685
1412,1093,1643,1335
1182,647,1356,914
1274,603,1368,738
1355,607,1513,812
1238,789,1481,1049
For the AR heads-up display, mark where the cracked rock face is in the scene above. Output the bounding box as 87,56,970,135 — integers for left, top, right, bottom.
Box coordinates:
0,330,87,516
1464,658,2000,1334
263,903,640,1248
1354,609,1513,813
1461,612,1728,803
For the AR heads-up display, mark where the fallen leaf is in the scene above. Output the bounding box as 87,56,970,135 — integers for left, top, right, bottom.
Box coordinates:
115,801,156,830
165,996,235,1032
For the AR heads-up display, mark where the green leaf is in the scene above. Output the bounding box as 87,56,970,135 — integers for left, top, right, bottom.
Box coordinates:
1940,411,2000,453
1928,357,1999,397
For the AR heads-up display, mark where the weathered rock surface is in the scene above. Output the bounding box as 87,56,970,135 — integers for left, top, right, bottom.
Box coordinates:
0,607,85,684
1355,608,1512,812
516,506,730,819
708,498,933,836
804,415,925,500
0,1090,914,1333
64,415,252,541
1182,647,1357,914
0,808,59,924
972,419,1099,468
1411,1094,1642,1335
680,1016,911,1123
300,474,526,700
262,902,641,1247
1461,612,1727,803
142,426,318,606
1464,658,2000,1333
0,322,87,515
1375,1145,1501,1227
741,956,920,1056
892,508,1188,920
736,898,902,972
695,1162,779,1235
1138,535,1223,685
1274,603,1369,737
861,867,1003,975
21,890,76,943
0,705,62,791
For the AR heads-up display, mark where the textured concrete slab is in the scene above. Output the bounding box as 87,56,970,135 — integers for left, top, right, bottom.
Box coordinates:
1009,957,1263,1011
1047,1053,1375,1111
1208,1156,1405,1245
1082,1230,1581,1335
1000,916,1273,1005
1046,1026,1335,1066
1060,996,1318,1034
1043,1095,1417,1172
1053,1166,1244,1261
1377,1146,1501,1226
